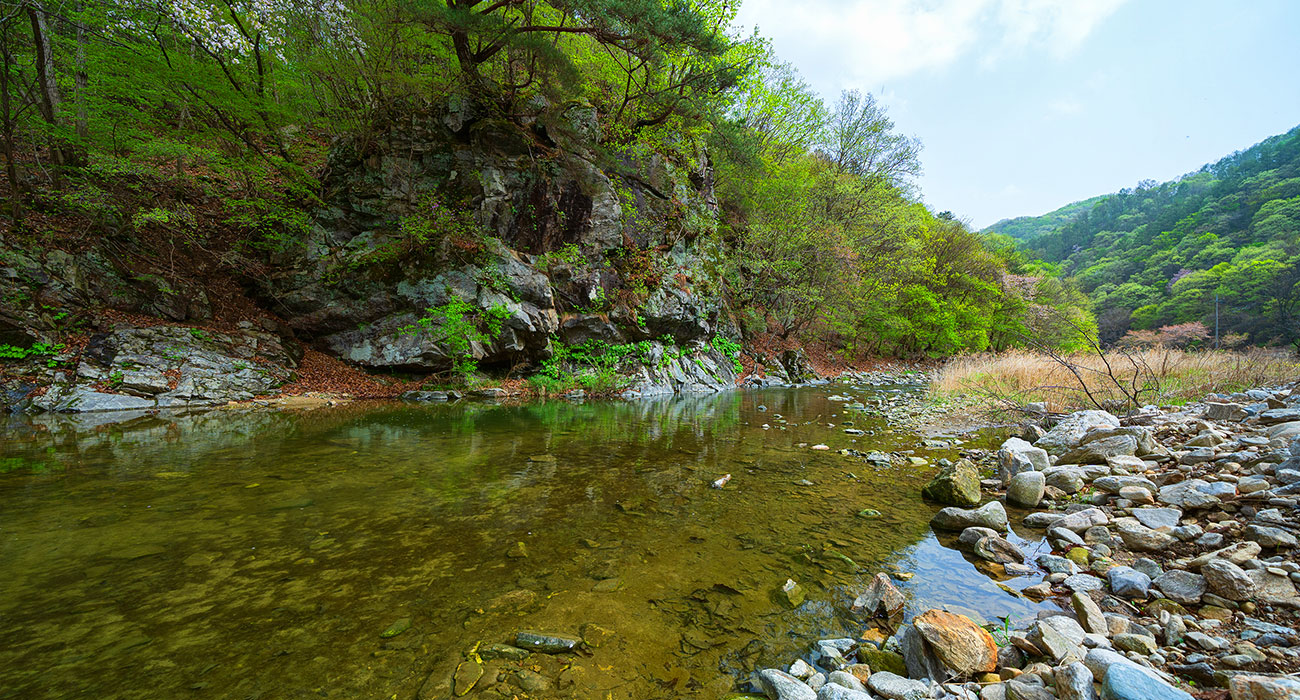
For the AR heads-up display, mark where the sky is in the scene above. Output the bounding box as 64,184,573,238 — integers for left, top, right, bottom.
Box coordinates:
734,0,1300,229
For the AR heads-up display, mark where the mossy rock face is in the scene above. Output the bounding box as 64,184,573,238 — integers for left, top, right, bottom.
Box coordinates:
858,648,907,676
921,459,981,507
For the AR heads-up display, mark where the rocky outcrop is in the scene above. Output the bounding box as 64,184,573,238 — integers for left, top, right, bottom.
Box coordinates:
262,99,734,373
6,324,298,412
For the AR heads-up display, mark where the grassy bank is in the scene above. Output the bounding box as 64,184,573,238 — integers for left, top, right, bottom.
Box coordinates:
932,348,1300,413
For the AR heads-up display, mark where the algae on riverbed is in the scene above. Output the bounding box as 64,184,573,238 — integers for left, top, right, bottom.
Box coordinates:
0,385,1049,699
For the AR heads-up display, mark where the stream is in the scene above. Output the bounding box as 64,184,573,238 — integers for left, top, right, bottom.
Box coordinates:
0,383,1058,699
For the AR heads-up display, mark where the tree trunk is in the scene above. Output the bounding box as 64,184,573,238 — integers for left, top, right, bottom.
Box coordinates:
74,2,88,143
0,11,23,220
27,2,71,168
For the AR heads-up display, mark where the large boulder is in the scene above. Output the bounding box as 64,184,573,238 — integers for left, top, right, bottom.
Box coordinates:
911,610,997,675
1036,410,1120,455
921,459,981,506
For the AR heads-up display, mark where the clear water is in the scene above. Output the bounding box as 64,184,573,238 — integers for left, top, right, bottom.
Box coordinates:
0,385,1052,699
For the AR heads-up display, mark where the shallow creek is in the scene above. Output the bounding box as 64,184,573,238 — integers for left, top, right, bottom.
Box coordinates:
0,384,1057,699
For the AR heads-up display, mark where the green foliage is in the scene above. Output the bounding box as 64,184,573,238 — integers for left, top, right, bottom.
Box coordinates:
397,296,510,378
710,335,743,373
0,342,63,361
1005,125,1300,347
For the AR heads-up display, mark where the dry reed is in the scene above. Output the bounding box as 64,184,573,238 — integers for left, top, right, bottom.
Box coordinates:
932,348,1299,413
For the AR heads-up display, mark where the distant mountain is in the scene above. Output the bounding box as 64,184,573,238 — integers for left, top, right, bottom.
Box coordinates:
991,125,1300,347
984,196,1105,242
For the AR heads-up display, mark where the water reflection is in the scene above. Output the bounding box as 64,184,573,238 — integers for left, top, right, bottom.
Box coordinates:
0,386,1052,700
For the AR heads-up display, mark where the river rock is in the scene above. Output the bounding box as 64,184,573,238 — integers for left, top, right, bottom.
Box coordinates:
959,526,1000,547
999,438,1050,482
898,623,948,681
1152,570,1206,605
1112,633,1156,655
853,573,905,617
1036,411,1120,455
922,459,982,507
931,501,1007,532
1190,541,1262,568
1202,559,1257,601
1065,574,1105,592
858,648,907,677
1206,402,1249,421
1100,663,1191,700
1006,681,1055,700
1038,553,1078,575
453,658,484,695
1057,507,1108,533
1093,475,1157,496
1106,566,1150,599
1246,569,1300,606
1132,507,1182,531
1024,512,1065,528
790,659,816,680
1116,519,1177,551
1118,485,1154,504
974,536,1024,564
1245,524,1298,548
757,668,817,700
866,671,928,700
1040,467,1085,494
1229,673,1300,700
1071,591,1108,635
1157,480,1221,509
1260,408,1300,425
826,670,867,693
912,609,998,675
1007,471,1046,507
1031,616,1084,663
515,630,580,653
816,683,871,700
1061,435,1137,465
1055,661,1097,700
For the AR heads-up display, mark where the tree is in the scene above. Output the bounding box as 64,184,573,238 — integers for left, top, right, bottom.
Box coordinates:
822,89,920,189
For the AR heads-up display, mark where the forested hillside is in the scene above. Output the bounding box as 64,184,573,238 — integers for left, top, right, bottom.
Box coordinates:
998,125,1300,348
0,1,1092,405
984,196,1102,242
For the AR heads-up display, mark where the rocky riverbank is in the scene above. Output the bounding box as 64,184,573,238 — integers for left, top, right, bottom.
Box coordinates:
744,385,1300,700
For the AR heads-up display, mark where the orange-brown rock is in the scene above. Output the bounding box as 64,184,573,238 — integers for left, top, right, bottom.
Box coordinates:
912,609,998,675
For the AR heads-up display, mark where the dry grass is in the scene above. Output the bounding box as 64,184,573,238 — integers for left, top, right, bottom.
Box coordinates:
932,348,1300,414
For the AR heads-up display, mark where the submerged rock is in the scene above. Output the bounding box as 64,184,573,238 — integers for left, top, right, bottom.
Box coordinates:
515,630,580,653
852,573,905,618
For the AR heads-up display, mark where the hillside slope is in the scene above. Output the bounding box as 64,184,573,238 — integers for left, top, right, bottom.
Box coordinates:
984,196,1103,242
999,125,1300,346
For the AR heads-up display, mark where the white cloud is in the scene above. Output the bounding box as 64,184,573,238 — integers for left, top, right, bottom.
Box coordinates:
736,0,1127,89
999,183,1023,196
